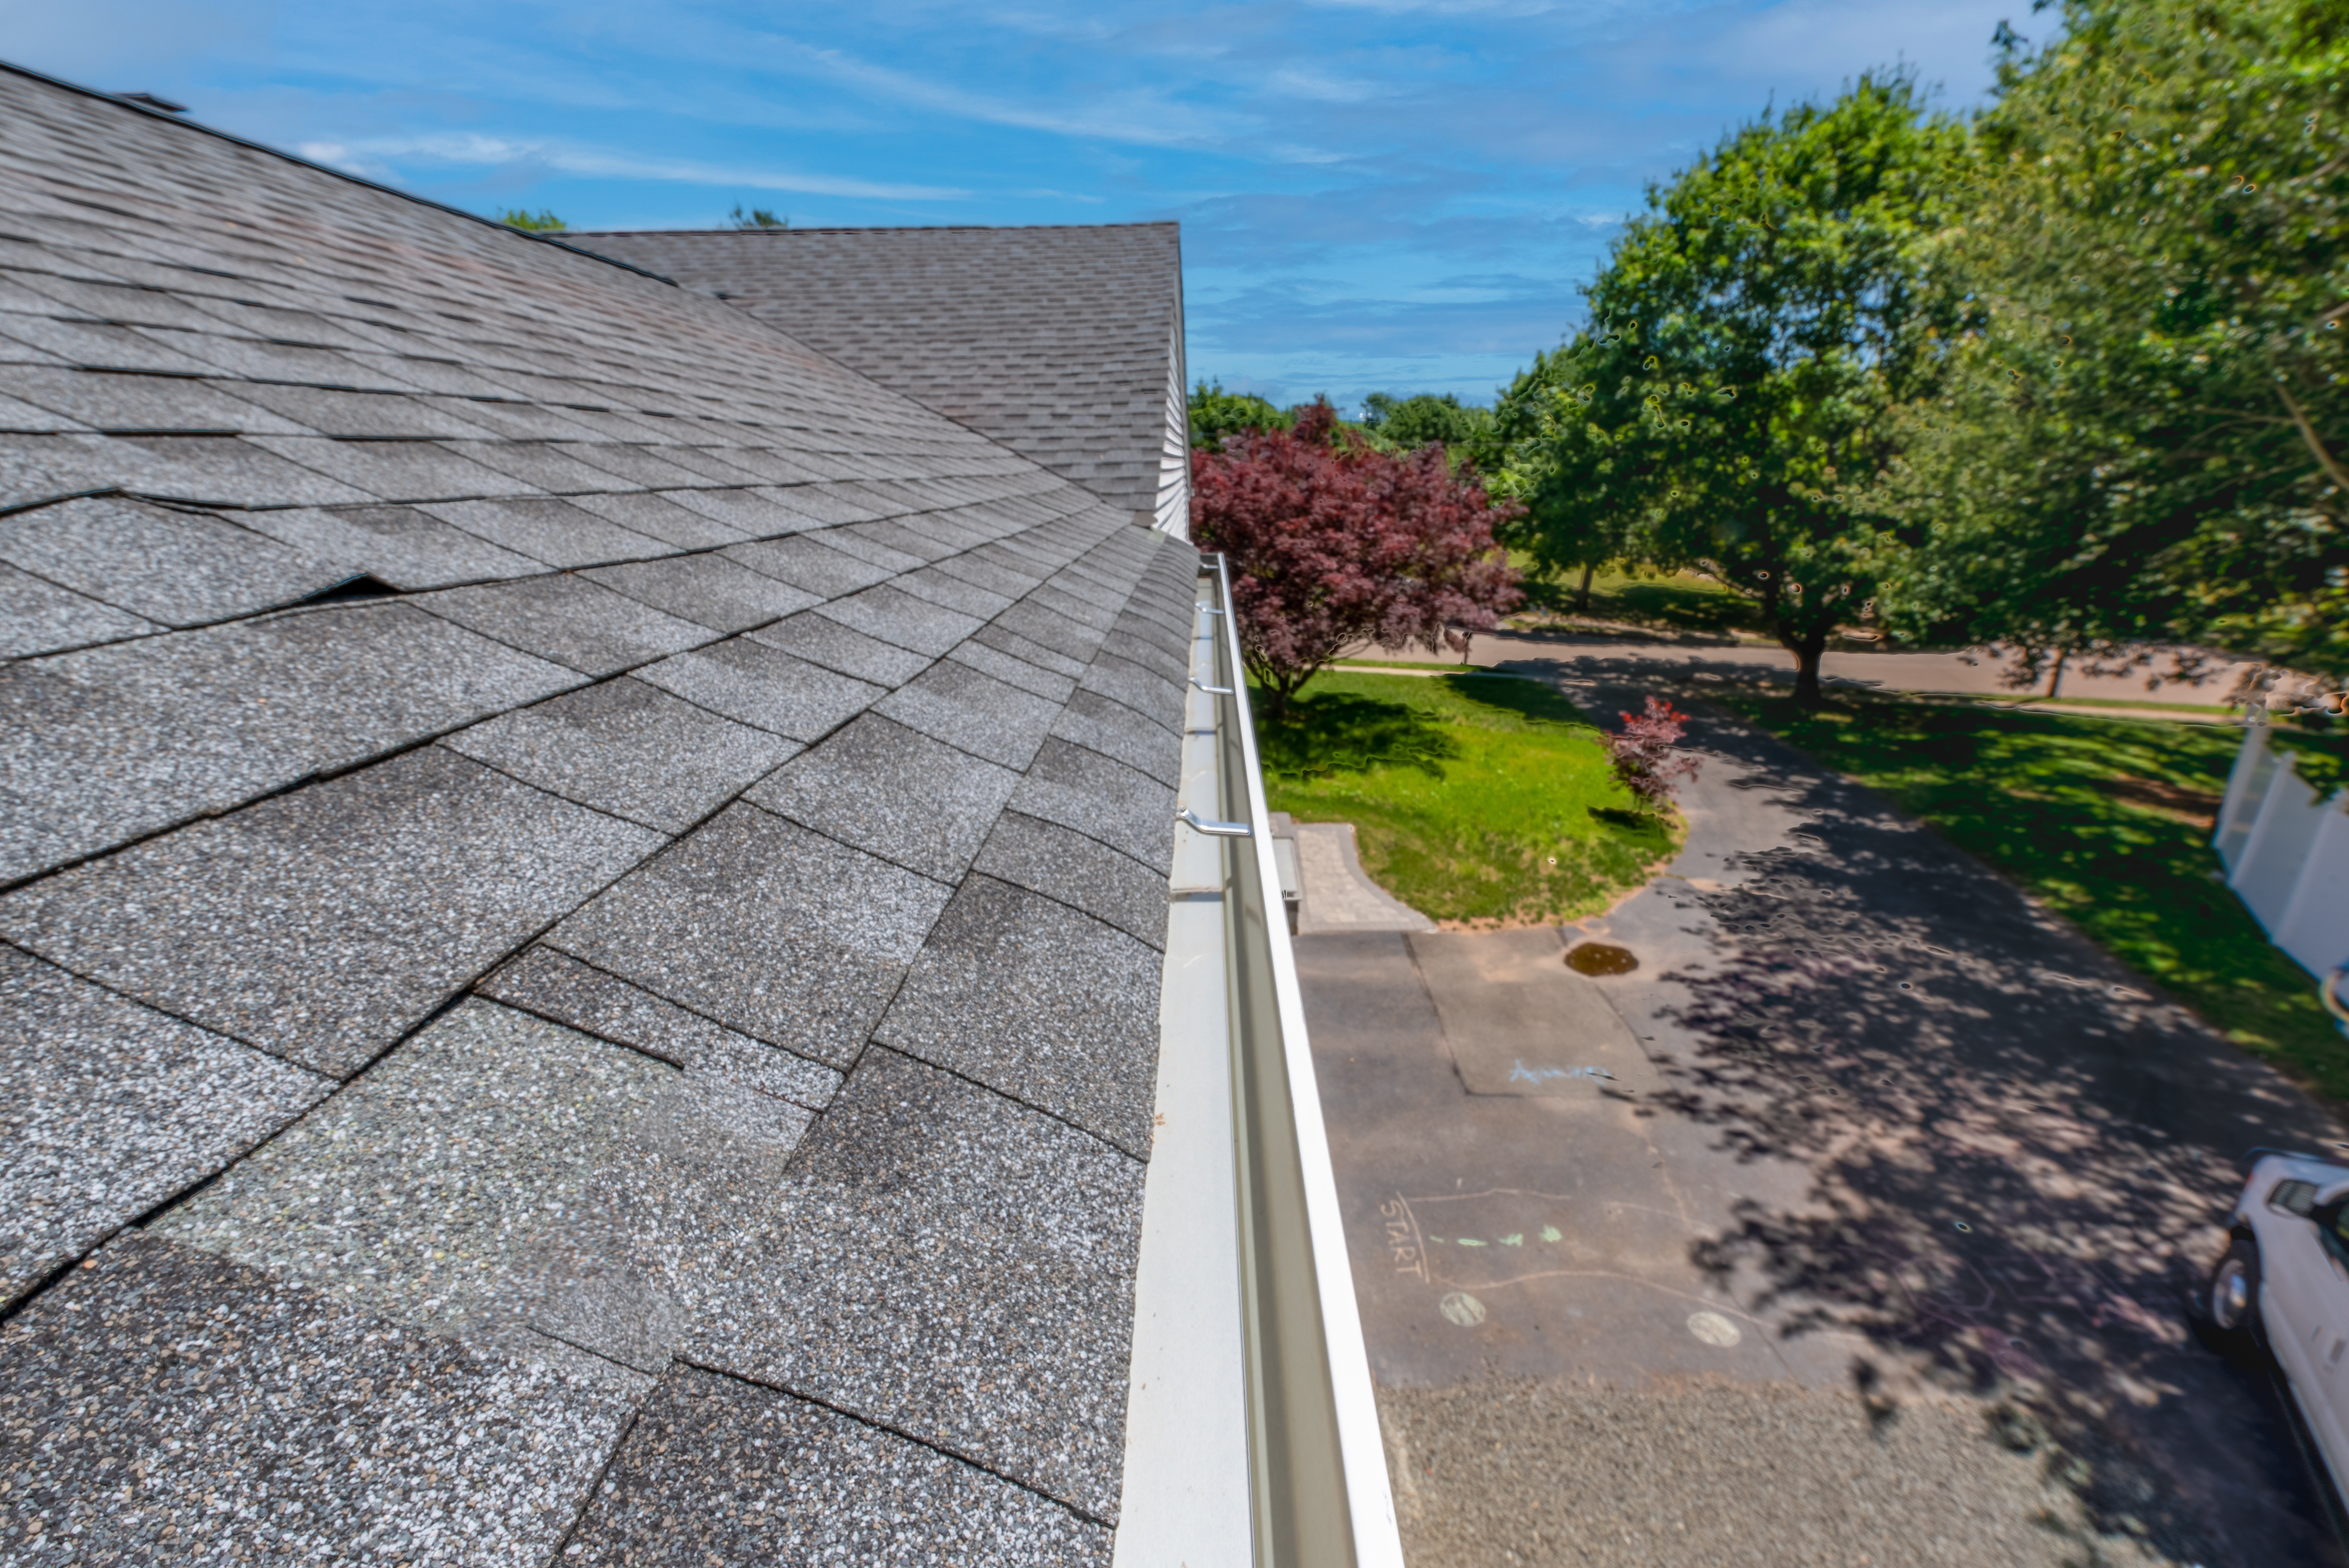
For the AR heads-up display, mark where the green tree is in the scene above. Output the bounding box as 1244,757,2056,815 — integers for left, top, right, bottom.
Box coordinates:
1882,0,2349,681
1360,392,1494,453
496,208,567,232
1503,75,1964,699
730,204,788,229
1189,380,1293,451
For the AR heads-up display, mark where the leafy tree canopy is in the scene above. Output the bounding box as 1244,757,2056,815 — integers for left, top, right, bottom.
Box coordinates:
730,204,788,229
1189,379,1293,451
496,208,567,232
1491,74,1965,699
1192,403,1522,716
1360,391,1494,452
1880,0,2349,681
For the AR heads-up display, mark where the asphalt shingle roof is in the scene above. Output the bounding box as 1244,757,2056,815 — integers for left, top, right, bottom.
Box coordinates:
569,224,1191,521
0,63,1198,1564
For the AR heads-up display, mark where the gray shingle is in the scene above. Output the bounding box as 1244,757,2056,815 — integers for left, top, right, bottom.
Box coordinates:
0,313,219,374
991,598,1109,666
444,675,798,832
973,811,1169,950
683,1047,1142,1518
0,746,662,1076
746,609,932,687
0,945,330,1308
946,636,1077,702
154,998,678,1365
236,502,549,589
568,224,1183,515
584,553,816,632
548,804,949,1067
0,559,156,657
479,945,842,1109
1079,651,1184,728
0,494,347,627
875,657,1062,770
443,439,639,495
746,714,1018,883
410,572,712,677
898,565,1013,619
243,433,530,503
635,637,880,741
721,532,898,598
564,1369,1112,1566
219,381,498,438
0,1233,639,1564
971,621,1089,681
1009,736,1178,870
422,496,669,568
6,367,315,435
0,600,585,884
877,877,1160,1157
569,489,746,550
1048,688,1183,786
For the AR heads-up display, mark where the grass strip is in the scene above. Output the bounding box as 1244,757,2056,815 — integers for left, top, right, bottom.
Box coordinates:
1255,670,1679,926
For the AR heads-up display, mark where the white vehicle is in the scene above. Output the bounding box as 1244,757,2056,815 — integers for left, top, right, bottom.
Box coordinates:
2208,1149,2349,1500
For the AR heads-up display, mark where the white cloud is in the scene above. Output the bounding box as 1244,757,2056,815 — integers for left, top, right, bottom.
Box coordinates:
312,131,966,200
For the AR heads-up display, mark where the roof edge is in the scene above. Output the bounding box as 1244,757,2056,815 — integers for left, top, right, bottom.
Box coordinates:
0,58,682,288
566,221,1181,238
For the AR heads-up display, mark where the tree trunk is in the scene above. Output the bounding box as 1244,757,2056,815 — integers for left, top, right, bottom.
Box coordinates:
1574,561,1596,614
2046,649,2067,700
1790,627,1831,705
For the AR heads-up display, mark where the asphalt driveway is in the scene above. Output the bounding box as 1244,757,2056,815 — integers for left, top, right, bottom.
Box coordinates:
1297,661,2344,1567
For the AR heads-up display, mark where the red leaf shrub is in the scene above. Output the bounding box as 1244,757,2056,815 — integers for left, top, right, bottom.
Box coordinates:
1191,403,1521,718
1608,696,1701,809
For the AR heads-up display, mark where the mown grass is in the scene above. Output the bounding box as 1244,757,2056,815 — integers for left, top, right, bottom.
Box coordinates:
1511,560,1763,638
1715,689,2349,1101
1255,670,1680,926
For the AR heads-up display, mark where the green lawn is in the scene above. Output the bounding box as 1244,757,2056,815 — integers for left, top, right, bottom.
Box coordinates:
1511,560,1762,639
1714,690,2349,1102
1254,670,1680,926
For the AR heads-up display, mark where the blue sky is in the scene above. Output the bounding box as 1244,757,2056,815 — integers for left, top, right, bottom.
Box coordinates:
5,0,2026,410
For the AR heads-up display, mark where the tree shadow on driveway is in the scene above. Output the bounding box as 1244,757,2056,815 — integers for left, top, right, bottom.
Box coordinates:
1508,649,2347,1567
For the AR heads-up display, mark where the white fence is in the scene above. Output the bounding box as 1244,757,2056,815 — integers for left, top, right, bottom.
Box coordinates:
2215,725,2349,979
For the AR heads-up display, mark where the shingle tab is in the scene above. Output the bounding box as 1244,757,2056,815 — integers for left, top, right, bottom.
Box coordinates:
0,601,586,884
479,945,841,1108
0,494,347,627
0,1234,639,1564
154,999,679,1366
584,552,816,632
410,571,712,677
875,656,1063,770
0,946,330,1307
685,1047,1143,1519
0,746,662,1076
747,713,1018,883
548,804,950,1067
746,608,933,687
973,810,1170,950
635,636,881,741
444,675,797,832
0,558,156,657
877,877,1161,1157
565,1369,1112,1566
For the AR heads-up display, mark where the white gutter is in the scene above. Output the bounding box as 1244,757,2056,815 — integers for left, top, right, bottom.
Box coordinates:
1114,557,1404,1568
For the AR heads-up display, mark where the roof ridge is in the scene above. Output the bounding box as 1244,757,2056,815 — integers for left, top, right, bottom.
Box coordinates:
566,221,1179,237
0,57,681,288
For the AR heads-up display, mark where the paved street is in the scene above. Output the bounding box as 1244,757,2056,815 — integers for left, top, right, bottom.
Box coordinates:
1296,654,2345,1567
